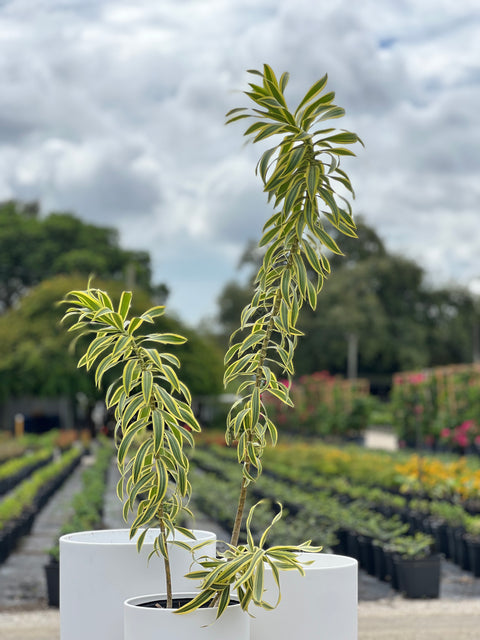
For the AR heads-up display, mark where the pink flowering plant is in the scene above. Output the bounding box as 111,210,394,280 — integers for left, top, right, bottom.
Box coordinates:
439,420,480,454
264,371,370,439
392,365,480,450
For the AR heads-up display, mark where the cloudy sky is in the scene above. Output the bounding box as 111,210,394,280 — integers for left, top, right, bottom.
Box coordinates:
1,0,479,324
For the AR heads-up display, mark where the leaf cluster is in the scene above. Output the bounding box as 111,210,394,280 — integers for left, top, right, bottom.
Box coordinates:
178,501,321,617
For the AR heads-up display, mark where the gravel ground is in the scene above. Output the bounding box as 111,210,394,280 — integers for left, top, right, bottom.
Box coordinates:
2,596,480,640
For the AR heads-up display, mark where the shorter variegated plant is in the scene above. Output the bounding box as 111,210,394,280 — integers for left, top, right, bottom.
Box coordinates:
178,502,321,618
61,288,201,607
61,64,362,617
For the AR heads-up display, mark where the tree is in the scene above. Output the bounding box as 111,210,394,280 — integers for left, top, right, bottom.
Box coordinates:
0,199,167,311
0,275,223,404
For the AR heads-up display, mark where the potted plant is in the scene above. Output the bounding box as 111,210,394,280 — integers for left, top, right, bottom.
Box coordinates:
61,64,362,639
390,532,440,598
429,500,468,565
463,515,480,577
367,515,409,582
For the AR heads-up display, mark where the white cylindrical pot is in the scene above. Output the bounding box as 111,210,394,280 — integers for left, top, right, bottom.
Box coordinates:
124,592,250,640
60,529,216,640
250,553,357,640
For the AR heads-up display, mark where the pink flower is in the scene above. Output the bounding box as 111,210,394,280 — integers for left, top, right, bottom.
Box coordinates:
408,373,426,385
459,420,475,432
440,428,451,439
454,433,469,448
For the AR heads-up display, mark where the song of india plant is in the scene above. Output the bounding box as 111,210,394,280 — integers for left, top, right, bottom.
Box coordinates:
60,64,362,618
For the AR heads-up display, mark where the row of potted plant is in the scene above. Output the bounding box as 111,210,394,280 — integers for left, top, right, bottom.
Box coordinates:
394,454,480,504
0,446,82,565
262,440,404,490
402,497,480,578
0,446,54,496
0,429,61,464
264,451,480,585
45,438,114,607
192,438,480,516
259,439,480,504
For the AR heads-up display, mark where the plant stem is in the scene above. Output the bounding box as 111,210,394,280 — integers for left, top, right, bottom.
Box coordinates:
230,461,251,547
229,239,297,546
159,512,173,609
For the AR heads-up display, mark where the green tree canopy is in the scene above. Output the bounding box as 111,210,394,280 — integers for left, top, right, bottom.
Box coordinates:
0,275,223,402
0,199,167,311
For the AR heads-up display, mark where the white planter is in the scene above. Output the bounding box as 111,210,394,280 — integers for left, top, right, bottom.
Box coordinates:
124,592,250,640
60,528,216,640
250,553,358,640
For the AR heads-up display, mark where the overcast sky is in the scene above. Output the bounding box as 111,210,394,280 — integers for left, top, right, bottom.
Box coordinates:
1,0,479,325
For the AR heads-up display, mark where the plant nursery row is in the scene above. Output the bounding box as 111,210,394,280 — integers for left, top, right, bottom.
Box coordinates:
0,429,65,464
0,446,54,496
0,429,92,498
0,445,83,565
45,438,114,607
189,441,480,597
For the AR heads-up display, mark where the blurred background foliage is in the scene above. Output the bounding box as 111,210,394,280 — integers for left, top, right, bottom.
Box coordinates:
0,199,478,416
0,200,223,408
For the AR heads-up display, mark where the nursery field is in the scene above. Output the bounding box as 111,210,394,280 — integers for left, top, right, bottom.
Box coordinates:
190,434,480,597
1,431,480,639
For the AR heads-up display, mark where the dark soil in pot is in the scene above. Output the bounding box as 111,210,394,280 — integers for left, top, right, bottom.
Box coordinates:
138,597,240,610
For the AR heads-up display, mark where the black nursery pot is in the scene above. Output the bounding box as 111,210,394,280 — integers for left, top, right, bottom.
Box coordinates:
44,559,60,608
0,527,14,565
372,542,388,581
465,536,480,578
446,525,464,564
455,530,471,572
394,554,441,599
429,520,449,557
358,536,375,575
331,528,349,556
346,531,360,561
384,550,399,590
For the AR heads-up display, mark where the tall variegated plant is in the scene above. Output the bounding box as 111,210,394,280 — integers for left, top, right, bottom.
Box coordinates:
60,64,362,617
223,65,362,549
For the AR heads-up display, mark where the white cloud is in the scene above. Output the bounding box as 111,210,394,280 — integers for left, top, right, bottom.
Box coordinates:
0,0,479,324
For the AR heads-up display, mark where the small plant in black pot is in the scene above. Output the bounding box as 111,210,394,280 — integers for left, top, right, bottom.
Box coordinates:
390,532,440,599
464,515,480,578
